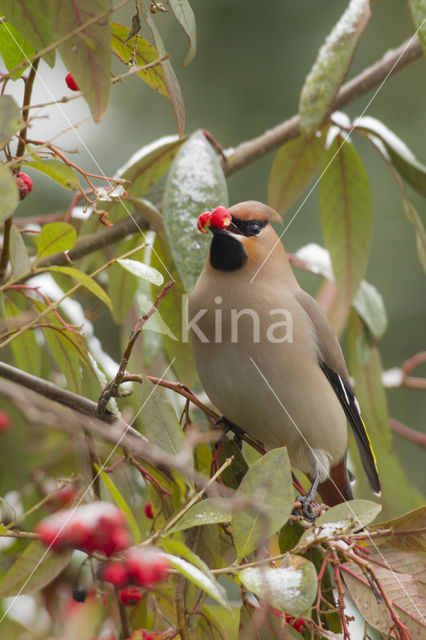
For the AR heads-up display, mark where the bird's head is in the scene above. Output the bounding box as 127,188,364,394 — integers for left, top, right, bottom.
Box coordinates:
197,201,283,273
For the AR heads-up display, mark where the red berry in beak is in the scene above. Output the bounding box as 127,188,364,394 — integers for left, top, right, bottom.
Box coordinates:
210,206,232,229
65,72,79,91
197,211,212,233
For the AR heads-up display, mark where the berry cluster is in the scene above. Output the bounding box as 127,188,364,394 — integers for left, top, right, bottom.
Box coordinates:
197,205,232,233
36,502,131,556
102,546,170,606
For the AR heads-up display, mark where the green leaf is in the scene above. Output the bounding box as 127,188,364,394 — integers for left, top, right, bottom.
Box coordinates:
0,95,21,146
0,541,72,597
370,506,426,553
297,499,381,549
0,21,35,80
163,129,228,291
409,0,426,57
160,538,214,576
117,258,164,286
354,116,426,197
0,163,19,222
49,266,112,310
54,0,111,122
36,222,77,260
295,243,387,339
44,327,82,393
164,552,231,609
25,159,80,190
169,0,197,66
347,312,424,519
6,298,42,376
268,129,326,214
343,559,426,640
0,1,55,67
108,236,145,324
238,554,317,617
10,224,31,277
319,134,373,305
138,376,186,457
167,498,231,534
111,22,168,97
150,234,198,384
142,0,185,136
95,464,141,544
299,0,370,136
233,447,293,560
118,135,184,197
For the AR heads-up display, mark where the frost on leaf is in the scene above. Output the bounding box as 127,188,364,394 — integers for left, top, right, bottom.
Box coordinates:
162,130,228,291
299,0,370,137
238,555,317,617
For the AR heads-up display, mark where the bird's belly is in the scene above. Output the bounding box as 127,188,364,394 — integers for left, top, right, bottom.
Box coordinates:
192,339,347,478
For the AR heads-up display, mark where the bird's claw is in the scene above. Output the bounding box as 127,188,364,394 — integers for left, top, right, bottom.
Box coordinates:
295,494,319,522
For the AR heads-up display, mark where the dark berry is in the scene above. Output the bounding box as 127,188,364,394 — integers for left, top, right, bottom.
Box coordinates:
72,586,87,603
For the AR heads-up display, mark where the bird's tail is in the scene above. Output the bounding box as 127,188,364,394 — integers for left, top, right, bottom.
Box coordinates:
318,457,354,506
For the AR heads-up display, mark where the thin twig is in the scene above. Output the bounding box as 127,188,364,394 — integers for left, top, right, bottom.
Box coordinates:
97,280,175,415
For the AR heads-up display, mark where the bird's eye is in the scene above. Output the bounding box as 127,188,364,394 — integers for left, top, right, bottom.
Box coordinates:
248,221,262,236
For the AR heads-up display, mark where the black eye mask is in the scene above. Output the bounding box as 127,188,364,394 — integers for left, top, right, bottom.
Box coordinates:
231,217,267,237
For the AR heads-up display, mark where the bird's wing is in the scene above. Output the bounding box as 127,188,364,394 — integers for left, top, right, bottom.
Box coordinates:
296,290,381,494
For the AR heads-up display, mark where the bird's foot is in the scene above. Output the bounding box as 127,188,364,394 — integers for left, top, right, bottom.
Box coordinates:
294,494,319,522
215,416,244,450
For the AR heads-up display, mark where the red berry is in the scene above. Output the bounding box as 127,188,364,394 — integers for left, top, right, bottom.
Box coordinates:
119,586,142,606
102,562,129,587
285,613,305,632
15,172,33,200
144,500,154,519
197,211,212,233
125,548,170,587
210,206,232,229
0,411,11,433
65,72,79,91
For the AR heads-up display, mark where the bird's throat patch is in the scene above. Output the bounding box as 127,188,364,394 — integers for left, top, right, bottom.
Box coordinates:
209,233,247,271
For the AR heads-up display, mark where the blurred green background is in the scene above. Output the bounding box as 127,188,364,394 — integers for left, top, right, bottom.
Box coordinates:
8,0,425,491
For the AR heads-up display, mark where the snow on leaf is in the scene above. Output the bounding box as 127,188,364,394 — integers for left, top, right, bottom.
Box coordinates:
162,130,228,291
238,555,317,617
354,116,426,197
299,0,370,137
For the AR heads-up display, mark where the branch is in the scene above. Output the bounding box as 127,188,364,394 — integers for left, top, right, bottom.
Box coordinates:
224,36,423,175
37,210,149,268
389,418,426,447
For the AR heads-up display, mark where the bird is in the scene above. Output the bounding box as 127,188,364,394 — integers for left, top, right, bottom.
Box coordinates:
188,200,380,518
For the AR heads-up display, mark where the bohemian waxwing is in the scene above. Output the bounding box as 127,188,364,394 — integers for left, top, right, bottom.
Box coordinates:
188,201,380,517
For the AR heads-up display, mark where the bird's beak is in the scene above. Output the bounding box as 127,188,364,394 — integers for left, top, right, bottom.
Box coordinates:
210,221,242,236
